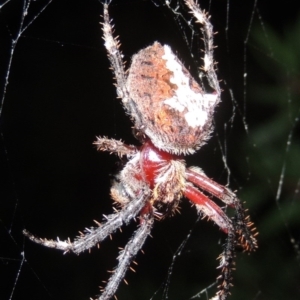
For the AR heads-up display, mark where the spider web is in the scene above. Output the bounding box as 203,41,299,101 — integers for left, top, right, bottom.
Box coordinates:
1,1,300,300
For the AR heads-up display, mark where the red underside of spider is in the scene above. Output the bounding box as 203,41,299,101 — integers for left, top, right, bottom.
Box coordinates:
139,140,231,234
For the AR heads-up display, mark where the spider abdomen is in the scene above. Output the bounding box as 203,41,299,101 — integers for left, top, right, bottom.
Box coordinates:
127,42,220,155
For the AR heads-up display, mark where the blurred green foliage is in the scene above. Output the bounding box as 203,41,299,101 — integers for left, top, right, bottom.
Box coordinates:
232,14,300,300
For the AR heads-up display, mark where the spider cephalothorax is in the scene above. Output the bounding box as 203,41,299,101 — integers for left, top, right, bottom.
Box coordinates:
24,1,258,300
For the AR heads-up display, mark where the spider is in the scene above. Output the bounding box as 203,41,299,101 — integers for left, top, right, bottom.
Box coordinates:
24,1,258,299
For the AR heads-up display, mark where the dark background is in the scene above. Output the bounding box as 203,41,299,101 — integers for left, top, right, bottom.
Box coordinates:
1,0,300,300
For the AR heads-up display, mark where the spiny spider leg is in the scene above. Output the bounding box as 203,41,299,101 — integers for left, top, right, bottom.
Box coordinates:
94,137,137,157
185,184,236,300
23,190,150,255
192,1,219,94
99,213,154,300
102,2,144,130
184,184,233,233
173,0,221,95
186,168,258,251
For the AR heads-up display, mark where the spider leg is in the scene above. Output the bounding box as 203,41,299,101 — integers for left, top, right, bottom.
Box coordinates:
186,168,258,251
93,136,137,157
102,3,144,129
184,184,235,300
182,0,221,95
184,183,233,233
23,190,150,255
99,212,154,300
